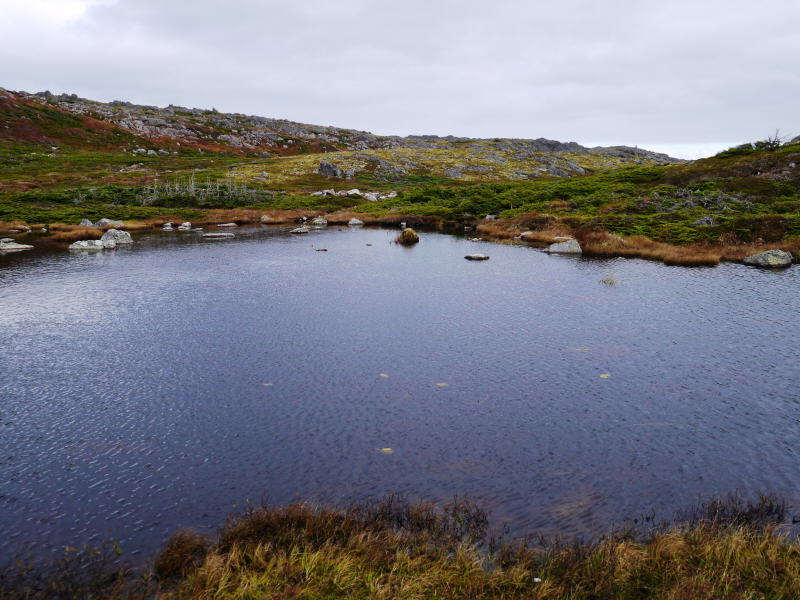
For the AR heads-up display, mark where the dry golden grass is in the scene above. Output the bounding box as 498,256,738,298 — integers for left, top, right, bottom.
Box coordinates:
45,225,103,242
0,220,30,233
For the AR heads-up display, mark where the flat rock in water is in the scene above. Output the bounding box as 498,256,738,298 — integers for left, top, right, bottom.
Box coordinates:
100,229,133,245
202,232,235,238
545,238,582,255
0,239,34,251
217,222,238,227
465,253,490,261
310,217,328,228
69,239,114,251
742,249,793,268
348,218,364,226
290,226,310,234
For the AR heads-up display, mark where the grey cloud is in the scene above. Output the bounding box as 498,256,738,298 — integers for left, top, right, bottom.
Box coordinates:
2,0,799,155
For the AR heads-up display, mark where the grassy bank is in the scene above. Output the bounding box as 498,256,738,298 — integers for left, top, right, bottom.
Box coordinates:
3,494,799,599
2,141,799,265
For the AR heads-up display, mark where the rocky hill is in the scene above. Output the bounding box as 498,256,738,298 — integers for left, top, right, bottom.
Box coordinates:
3,88,678,168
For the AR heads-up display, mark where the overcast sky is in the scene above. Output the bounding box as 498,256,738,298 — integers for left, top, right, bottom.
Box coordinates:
1,0,798,158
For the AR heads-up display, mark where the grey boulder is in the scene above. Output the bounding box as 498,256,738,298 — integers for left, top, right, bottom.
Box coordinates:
545,238,582,255
290,226,310,234
95,218,124,228
310,217,328,229
79,218,94,227
348,218,364,226
742,249,793,268
100,229,133,245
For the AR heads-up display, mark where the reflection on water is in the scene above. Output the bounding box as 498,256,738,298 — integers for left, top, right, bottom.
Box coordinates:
1,225,799,558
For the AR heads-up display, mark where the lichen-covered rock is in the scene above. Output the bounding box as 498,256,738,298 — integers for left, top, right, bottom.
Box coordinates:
100,229,133,244
545,238,582,255
396,228,419,245
742,249,793,268
692,216,715,227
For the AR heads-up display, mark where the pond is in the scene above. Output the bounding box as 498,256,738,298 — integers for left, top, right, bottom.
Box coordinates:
1,225,799,558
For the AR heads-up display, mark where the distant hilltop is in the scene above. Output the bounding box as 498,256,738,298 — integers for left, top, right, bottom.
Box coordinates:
1,88,680,167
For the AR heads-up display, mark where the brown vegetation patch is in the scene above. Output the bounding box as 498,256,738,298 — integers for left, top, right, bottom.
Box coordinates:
45,225,103,242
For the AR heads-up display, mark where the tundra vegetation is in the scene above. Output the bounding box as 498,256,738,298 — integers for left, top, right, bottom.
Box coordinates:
2,89,799,266
3,494,800,599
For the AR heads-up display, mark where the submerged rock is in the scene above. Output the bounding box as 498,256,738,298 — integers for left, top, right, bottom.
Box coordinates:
742,249,793,268
396,228,419,245
217,222,238,227
100,229,133,245
545,238,582,255
290,226,310,234
464,253,490,261
310,216,328,229
348,218,364,226
202,232,235,239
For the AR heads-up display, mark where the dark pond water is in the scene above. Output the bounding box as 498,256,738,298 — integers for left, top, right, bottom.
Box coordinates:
1,225,799,559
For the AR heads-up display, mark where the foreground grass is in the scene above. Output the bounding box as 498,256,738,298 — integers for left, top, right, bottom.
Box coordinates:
4,494,800,599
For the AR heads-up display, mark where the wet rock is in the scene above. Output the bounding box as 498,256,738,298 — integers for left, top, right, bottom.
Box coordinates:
348,218,364,226
742,249,793,268
290,226,310,234
217,222,238,227
310,216,328,229
396,228,419,245
202,232,235,239
464,253,490,260
545,238,582,255
100,229,133,245
177,222,192,230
